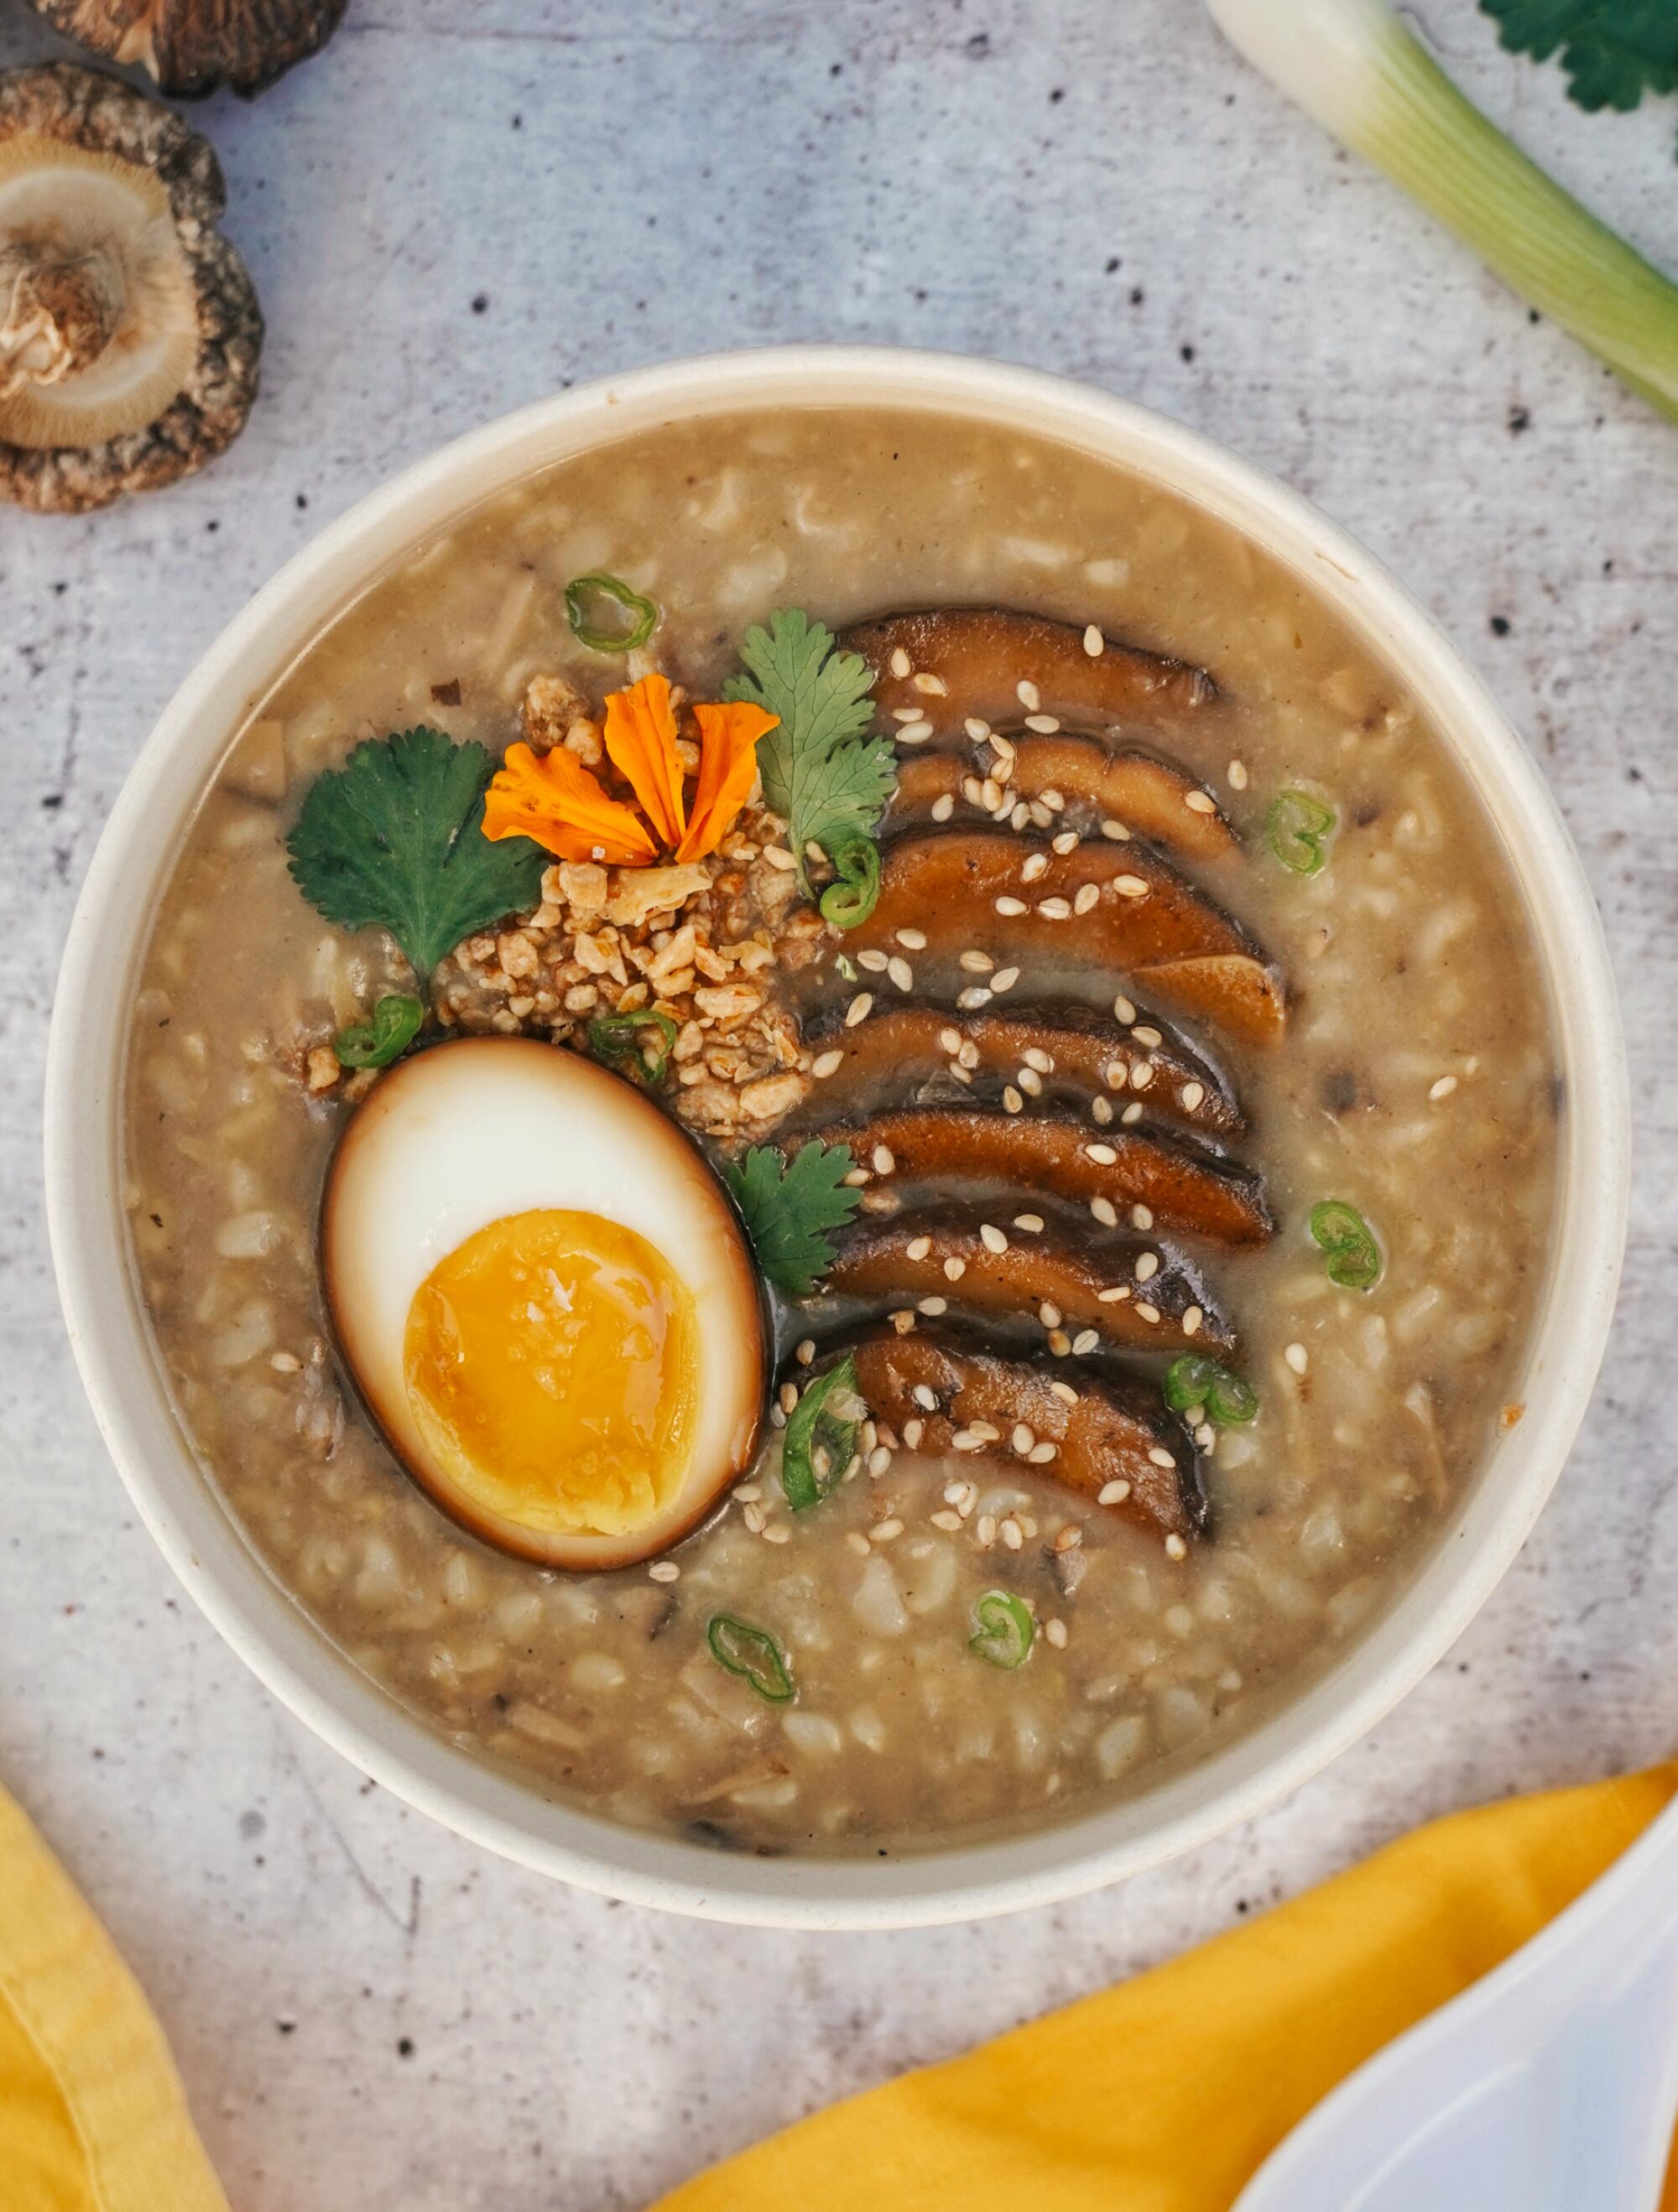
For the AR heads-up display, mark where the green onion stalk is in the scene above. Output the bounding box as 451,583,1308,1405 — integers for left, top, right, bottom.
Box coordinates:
1206,0,1678,425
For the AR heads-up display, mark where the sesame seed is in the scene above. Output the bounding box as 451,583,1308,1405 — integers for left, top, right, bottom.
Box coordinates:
990,965,1019,993
1024,713,1061,733
1048,1328,1071,1356
868,1445,892,1477
763,844,798,871
779,1381,800,1413
1148,1446,1176,1469
795,1338,816,1366
980,1223,1008,1254
912,670,947,695
1228,758,1248,790
811,1049,844,1079
891,704,925,724
1051,829,1080,856
1285,1341,1310,1375
1011,801,1032,831
845,991,873,1027
1003,1085,1024,1113
962,775,986,807
906,1234,933,1261
1165,1534,1189,1561
965,716,992,741
846,1530,872,1557
1032,1446,1062,1469
976,1512,998,1545
1097,1286,1130,1304
1104,1061,1128,1092
895,927,927,950
734,1481,764,1502
1113,995,1137,1023
1091,1196,1118,1227
918,1295,949,1316
872,1144,895,1174
1132,1024,1162,1047
1092,1095,1113,1124
887,956,914,992
1039,1300,1063,1328
1040,787,1066,812
995,895,1028,916
1185,789,1217,815
1085,1142,1118,1164
1010,1423,1034,1455
1045,1616,1070,1648
889,646,912,678
958,986,994,1011
956,1040,980,1070
1050,1380,1080,1405
904,1418,925,1447
1134,1251,1159,1282
1083,624,1104,657
1017,1066,1043,1096
1135,1302,1161,1324
913,1383,938,1410
1180,1080,1206,1111
1018,1046,1050,1075
1101,818,1132,841
1430,1075,1458,1101
1000,1517,1024,1549
872,1517,904,1541
930,793,956,822
1113,874,1149,899
982,777,1004,809
930,1509,963,1532
1097,1480,1131,1506
1121,1102,1144,1123
1073,882,1101,914
1071,1328,1099,1356
649,1559,681,1582
1021,851,1049,882
959,950,994,974
943,1256,966,1282
1130,1062,1154,1090
897,721,933,745
857,949,889,972
1016,679,1041,711
989,731,1015,762
743,1502,767,1533
1184,1306,1202,1336
953,1430,986,1453
1038,896,1072,920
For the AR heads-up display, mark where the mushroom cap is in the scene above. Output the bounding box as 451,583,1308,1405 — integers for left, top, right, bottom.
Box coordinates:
28,0,347,97
0,64,263,514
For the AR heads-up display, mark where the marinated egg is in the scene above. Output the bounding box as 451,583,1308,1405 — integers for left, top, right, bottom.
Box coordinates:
321,1038,764,1568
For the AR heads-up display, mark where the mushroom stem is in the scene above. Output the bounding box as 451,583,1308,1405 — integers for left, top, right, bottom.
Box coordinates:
0,247,119,402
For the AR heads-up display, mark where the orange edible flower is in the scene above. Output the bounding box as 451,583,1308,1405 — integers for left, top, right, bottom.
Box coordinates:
678,700,779,861
482,742,658,867
604,672,688,850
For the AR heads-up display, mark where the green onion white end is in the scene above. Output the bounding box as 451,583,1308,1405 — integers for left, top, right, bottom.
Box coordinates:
1206,0,1678,424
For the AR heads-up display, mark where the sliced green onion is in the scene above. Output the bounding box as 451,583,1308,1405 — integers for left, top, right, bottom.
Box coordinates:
1266,788,1337,876
818,835,882,930
333,993,425,1069
968,1590,1035,1670
706,1614,796,1703
587,1007,678,1085
565,571,659,653
834,952,859,982
1206,0,1678,426
1163,1353,1258,1427
780,1354,862,1512
1309,1199,1384,1288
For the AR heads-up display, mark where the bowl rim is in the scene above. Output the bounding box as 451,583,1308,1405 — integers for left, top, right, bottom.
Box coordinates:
44,344,1630,1928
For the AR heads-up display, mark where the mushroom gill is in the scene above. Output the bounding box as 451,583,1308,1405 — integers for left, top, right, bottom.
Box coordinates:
0,64,262,513
28,0,347,97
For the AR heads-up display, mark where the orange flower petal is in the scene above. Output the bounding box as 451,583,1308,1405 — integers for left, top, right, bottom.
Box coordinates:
676,701,779,862
482,742,658,867
603,673,687,851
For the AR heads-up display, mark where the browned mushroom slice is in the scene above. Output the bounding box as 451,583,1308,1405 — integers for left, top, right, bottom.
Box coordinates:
849,1329,1206,1540
843,607,1217,740
28,1,347,96
804,1107,1271,1243
892,737,1235,861
856,832,1285,1046
821,1209,1234,1356
803,1002,1243,1139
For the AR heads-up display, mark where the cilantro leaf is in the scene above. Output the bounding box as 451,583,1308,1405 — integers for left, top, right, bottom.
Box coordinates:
723,609,897,908
285,726,548,980
723,1139,862,1295
1481,2,1678,138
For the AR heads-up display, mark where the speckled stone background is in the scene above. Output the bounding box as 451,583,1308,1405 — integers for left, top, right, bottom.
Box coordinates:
3,3,1674,2205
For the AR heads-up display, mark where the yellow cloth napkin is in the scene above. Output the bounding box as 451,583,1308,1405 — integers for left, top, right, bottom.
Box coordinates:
0,1787,228,2212
657,1762,1678,2212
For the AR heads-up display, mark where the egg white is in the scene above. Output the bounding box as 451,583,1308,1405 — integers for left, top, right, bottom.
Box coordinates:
321,1036,765,1567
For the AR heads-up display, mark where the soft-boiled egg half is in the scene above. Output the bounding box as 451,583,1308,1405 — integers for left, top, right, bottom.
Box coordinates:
322,1038,765,1569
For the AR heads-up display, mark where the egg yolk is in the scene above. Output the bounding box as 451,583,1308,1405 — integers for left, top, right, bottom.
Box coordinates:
403,1209,696,1537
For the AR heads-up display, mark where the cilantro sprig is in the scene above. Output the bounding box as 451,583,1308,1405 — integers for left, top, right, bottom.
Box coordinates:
285,727,548,982
723,609,897,924
723,1139,862,1295
1481,3,1678,143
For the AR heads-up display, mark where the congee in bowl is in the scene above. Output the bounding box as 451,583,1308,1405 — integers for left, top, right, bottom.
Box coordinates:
122,405,1557,1856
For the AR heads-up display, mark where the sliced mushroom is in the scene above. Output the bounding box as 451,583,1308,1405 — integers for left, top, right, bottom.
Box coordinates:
892,736,1235,861
854,831,1285,1045
847,1328,1206,1541
843,607,1217,739
28,1,347,96
802,1106,1272,1243
819,1206,1234,1356
802,1000,1243,1139
0,64,262,513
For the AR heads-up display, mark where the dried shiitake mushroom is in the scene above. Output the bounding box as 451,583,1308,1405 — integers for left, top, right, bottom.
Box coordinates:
0,63,263,513
27,0,347,98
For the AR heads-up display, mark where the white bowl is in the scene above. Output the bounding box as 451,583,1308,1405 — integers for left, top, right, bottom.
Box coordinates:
44,348,1629,1928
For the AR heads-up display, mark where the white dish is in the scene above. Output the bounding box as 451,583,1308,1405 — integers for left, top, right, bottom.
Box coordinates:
44,347,1629,1927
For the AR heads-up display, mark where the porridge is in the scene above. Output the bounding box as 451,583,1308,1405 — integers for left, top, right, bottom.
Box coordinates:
122,408,1557,1854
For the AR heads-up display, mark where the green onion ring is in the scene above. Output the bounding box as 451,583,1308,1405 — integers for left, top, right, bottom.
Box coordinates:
706,1614,796,1704
1266,788,1337,876
818,835,883,930
1308,1199,1384,1289
1162,1353,1258,1427
968,1590,1035,1670
333,993,425,1070
780,1355,862,1513
564,571,659,654
586,1007,678,1084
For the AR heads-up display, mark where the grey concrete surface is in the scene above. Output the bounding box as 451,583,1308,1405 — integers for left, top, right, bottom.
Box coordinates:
2,3,1674,2206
